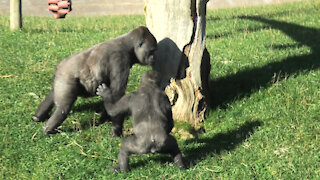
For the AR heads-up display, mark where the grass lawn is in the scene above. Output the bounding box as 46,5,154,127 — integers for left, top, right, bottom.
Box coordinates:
0,0,319,179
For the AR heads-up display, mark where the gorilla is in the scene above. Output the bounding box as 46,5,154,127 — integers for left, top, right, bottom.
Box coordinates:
96,70,185,172
32,26,157,135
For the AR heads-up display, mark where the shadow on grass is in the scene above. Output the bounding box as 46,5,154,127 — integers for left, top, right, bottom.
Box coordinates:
182,16,319,167
184,120,262,167
26,28,106,34
125,120,262,170
61,101,105,132
208,16,320,109
72,101,104,113
206,25,271,40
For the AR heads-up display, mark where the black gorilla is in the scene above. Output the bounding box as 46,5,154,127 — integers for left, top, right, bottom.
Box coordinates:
32,26,157,135
96,70,185,172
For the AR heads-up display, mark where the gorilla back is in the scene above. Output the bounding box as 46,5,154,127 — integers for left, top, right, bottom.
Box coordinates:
96,71,185,172
32,26,157,135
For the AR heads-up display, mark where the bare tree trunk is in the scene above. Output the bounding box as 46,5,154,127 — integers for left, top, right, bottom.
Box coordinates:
10,0,22,30
144,0,211,130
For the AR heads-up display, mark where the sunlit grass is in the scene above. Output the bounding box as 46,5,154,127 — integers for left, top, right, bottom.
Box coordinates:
0,0,319,179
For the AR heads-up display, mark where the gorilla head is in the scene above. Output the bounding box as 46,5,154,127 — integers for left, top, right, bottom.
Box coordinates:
133,26,157,66
140,70,161,86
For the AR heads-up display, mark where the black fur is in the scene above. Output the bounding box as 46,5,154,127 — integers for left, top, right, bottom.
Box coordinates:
96,70,185,172
32,26,157,135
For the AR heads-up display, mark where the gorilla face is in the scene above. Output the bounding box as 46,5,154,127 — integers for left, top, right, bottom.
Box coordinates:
135,32,157,66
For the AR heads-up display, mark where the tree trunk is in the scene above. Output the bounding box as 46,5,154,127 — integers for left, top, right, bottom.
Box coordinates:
144,0,211,130
10,0,22,30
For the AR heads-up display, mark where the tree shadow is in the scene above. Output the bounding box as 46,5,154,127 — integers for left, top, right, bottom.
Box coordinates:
152,37,188,89
184,120,262,167
61,101,107,132
101,120,261,170
72,101,103,112
209,16,320,109
183,15,319,167
206,25,271,40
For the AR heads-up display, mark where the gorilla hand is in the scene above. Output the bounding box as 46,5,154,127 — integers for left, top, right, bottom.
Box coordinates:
96,83,112,100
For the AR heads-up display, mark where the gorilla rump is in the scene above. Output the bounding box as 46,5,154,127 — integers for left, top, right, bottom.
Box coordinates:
32,26,157,135
96,70,185,172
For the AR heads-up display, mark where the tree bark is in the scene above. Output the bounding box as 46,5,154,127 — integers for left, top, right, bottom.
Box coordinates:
144,0,211,130
10,0,22,30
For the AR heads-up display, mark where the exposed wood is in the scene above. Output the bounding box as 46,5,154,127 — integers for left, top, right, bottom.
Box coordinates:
144,0,211,130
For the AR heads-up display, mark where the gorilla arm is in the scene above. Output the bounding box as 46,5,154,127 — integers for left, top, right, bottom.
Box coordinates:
96,83,131,117
156,92,174,133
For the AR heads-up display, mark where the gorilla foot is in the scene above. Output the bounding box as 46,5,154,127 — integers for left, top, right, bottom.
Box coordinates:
93,118,106,127
112,126,123,137
112,129,122,137
173,154,186,169
94,112,111,126
108,166,119,172
32,115,47,122
42,126,59,135
108,165,128,173
32,116,41,122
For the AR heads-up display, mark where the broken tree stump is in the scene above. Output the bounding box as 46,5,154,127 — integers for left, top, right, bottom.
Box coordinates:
144,0,211,130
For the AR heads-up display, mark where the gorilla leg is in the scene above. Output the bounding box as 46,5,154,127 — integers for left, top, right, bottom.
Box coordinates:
159,135,185,169
117,135,148,172
42,83,77,135
97,110,109,125
32,91,54,122
111,114,125,137
42,98,76,135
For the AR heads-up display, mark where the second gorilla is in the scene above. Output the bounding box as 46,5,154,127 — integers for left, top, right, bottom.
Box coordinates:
97,70,185,172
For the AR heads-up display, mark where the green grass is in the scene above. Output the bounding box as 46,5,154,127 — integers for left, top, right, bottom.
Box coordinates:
1,0,319,179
